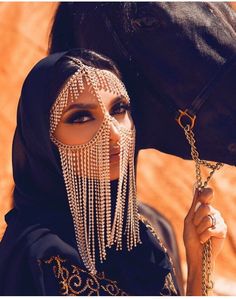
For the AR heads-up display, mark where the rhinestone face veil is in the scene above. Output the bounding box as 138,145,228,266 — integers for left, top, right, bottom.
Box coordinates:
50,57,141,274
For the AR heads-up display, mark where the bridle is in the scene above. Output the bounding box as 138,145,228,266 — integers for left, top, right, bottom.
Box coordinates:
176,54,236,130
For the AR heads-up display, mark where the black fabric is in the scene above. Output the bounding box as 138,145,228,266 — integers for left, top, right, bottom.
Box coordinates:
138,202,184,295
0,210,178,295
0,51,180,295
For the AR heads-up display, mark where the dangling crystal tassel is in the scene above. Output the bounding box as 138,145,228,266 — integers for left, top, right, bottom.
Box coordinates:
50,58,141,274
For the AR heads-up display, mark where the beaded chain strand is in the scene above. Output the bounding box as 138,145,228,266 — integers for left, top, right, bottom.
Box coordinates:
50,59,141,274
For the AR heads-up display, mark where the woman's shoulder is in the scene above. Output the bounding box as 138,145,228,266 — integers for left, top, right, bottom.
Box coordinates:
28,229,77,259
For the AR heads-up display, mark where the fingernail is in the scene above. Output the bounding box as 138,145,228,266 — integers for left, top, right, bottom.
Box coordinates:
194,202,201,212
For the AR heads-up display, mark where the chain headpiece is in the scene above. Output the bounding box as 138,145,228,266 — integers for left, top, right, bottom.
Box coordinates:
50,58,141,274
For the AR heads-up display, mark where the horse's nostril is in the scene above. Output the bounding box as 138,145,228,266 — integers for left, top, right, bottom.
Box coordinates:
228,143,236,153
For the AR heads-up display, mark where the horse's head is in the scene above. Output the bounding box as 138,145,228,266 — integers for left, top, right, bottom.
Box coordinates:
50,2,236,165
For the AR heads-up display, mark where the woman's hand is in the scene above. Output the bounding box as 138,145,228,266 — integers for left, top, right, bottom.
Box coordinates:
184,187,227,263
183,187,227,295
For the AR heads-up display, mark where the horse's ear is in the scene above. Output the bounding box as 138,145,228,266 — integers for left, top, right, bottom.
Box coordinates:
49,3,76,54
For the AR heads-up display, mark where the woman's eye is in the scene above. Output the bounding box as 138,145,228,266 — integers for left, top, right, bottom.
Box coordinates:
66,111,94,124
111,103,131,115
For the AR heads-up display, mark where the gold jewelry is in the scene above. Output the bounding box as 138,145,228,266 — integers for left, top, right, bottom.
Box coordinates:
182,124,223,295
49,58,141,275
208,214,216,229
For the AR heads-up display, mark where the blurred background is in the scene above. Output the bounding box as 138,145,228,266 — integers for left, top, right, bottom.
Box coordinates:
0,2,235,295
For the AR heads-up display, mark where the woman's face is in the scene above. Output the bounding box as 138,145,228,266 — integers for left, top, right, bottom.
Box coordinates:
54,84,133,180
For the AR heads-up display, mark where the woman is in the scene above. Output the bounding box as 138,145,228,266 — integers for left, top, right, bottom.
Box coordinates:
0,49,226,295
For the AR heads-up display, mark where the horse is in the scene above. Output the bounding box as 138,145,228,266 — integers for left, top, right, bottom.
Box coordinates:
49,2,236,166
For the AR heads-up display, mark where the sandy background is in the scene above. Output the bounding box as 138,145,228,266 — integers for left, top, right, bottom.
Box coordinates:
0,2,235,295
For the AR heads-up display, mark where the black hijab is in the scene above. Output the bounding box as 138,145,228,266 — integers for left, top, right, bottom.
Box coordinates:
13,51,73,211
0,50,179,295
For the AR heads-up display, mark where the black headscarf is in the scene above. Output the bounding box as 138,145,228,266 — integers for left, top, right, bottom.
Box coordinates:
0,51,179,295
13,51,71,211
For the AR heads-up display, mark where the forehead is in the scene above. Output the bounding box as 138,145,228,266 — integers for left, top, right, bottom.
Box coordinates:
66,84,128,108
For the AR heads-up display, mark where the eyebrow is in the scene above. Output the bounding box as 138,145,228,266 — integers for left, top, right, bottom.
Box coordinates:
63,96,128,114
63,102,98,113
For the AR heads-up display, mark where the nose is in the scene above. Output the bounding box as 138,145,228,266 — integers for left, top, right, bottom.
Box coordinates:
109,118,121,144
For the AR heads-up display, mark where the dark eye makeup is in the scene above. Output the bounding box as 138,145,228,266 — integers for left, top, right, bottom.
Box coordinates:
111,101,131,116
64,99,131,124
65,111,94,124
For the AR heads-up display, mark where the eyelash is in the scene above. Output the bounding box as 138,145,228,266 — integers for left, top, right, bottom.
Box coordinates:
111,102,131,116
66,102,131,124
66,111,93,124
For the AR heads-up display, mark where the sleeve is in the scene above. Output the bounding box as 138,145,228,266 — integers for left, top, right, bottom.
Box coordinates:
31,255,128,296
